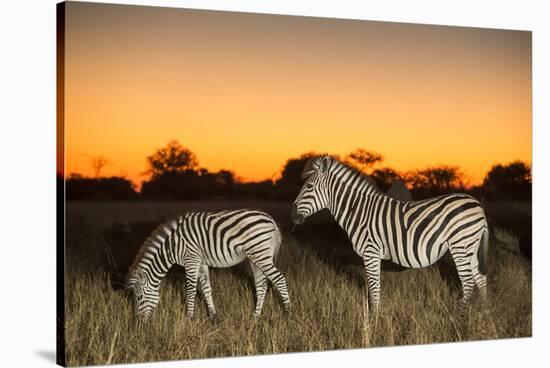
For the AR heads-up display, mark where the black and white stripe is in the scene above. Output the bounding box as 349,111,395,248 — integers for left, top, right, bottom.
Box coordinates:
291,156,488,309
125,209,290,321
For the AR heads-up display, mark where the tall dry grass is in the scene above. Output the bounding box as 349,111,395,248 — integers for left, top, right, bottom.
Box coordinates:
64,201,531,366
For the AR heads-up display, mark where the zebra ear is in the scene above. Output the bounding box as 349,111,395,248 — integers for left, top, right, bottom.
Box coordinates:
113,281,129,292
137,269,147,285
111,272,128,291
131,269,146,286
318,156,331,174
301,157,317,179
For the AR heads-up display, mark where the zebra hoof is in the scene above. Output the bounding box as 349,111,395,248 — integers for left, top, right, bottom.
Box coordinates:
209,314,220,323
283,305,291,316
455,301,470,315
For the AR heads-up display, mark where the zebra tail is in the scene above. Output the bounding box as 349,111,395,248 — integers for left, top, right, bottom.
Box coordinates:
478,226,489,275
272,222,283,265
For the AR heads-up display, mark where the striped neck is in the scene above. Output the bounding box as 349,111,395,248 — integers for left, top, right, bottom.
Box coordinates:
129,220,180,287
326,162,386,234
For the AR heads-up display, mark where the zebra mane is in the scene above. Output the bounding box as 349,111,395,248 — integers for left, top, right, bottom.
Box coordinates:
301,153,339,179
125,217,180,285
305,154,384,195
334,158,385,194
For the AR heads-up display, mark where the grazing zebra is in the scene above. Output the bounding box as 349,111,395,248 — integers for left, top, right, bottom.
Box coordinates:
291,155,489,310
125,209,290,321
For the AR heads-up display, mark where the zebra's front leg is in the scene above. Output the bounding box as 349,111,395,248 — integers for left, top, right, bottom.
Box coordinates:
184,260,201,319
363,252,382,312
198,264,217,318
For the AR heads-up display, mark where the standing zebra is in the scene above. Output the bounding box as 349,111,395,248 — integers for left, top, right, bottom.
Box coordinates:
291,155,488,310
125,209,290,321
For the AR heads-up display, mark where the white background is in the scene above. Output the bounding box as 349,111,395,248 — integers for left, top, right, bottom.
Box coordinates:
0,0,548,367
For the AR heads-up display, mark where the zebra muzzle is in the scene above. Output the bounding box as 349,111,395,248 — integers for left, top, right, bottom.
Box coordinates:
290,208,305,225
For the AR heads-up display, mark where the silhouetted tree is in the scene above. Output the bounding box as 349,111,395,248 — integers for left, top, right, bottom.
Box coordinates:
66,174,138,200
145,140,198,179
387,179,413,201
405,166,465,198
197,169,237,198
345,149,383,173
370,167,402,192
214,170,236,196
234,180,276,200
275,152,317,199
482,161,531,200
141,170,207,200
141,166,241,200
91,155,110,178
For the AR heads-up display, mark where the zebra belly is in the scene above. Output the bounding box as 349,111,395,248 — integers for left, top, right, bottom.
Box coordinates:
202,245,247,268
385,234,446,269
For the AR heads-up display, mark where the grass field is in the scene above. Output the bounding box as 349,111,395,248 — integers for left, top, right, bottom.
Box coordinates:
63,200,532,366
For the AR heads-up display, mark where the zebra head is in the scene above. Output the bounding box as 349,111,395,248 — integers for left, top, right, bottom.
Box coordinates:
291,155,332,225
125,268,159,323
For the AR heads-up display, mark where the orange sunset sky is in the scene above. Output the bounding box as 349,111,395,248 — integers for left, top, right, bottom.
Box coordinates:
62,2,532,187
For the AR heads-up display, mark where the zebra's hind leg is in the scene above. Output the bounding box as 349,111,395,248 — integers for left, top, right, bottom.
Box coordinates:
246,255,290,314
470,234,488,304
250,262,269,317
198,264,217,318
473,272,488,303
471,248,488,304
449,242,476,308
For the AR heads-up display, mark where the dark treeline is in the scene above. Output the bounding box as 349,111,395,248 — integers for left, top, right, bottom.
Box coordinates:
66,174,138,200
66,141,531,202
